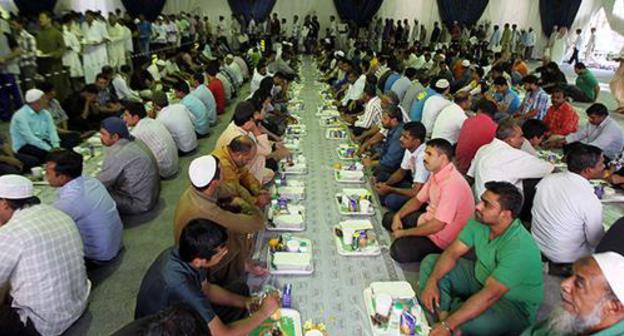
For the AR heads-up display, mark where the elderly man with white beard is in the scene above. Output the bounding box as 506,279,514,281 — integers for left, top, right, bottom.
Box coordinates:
522,252,624,335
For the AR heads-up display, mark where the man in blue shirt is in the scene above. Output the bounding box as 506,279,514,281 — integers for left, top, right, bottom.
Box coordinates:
410,83,437,122
10,88,60,165
174,80,211,137
135,218,280,335
136,15,152,55
492,77,520,120
45,150,123,264
363,105,404,180
189,72,217,127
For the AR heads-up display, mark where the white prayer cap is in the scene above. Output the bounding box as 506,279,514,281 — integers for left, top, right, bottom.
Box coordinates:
157,16,163,20
0,175,33,199
334,50,345,58
461,59,470,67
593,252,624,303
134,18,140,24
156,59,166,66
225,54,234,59
25,89,44,103
434,78,450,90
188,155,218,188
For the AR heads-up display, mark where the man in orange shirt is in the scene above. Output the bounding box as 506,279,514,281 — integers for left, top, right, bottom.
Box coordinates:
543,87,579,137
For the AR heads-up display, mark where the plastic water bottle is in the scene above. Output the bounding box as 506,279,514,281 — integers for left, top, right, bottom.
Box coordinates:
388,302,403,335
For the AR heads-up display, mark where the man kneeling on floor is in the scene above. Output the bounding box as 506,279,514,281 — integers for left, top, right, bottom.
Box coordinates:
420,181,543,336
135,218,280,336
521,252,624,335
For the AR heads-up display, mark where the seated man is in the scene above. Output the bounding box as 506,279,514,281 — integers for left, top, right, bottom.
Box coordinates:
207,61,227,115
123,102,179,179
382,139,474,263
40,81,82,149
532,144,605,268
46,150,123,264
216,101,274,185
174,155,266,285
211,135,271,208
98,117,160,215
62,84,101,132
374,121,429,211
491,76,521,120
345,83,381,137
455,98,498,174
431,91,470,144
541,87,579,137
552,103,624,161
421,78,451,136
521,252,624,335
10,88,60,164
189,72,217,127
468,119,554,198
152,91,198,155
94,73,125,116
520,119,549,156
355,91,403,152
567,62,600,103
135,219,280,336
174,80,211,137
362,105,405,179
420,181,543,335
515,75,550,120
0,175,90,335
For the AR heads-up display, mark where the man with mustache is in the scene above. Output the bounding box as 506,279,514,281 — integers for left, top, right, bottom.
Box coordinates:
521,252,624,335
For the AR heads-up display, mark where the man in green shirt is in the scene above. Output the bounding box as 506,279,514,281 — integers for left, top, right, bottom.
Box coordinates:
35,12,70,100
568,62,599,103
521,252,624,336
419,181,544,336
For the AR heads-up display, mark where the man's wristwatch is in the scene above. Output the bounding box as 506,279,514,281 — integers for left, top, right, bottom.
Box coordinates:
441,320,453,333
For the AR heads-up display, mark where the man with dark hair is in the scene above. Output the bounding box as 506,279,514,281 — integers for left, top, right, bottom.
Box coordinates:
174,80,211,137
94,73,124,115
135,218,280,335
174,155,265,285
363,105,405,177
455,98,498,174
431,91,470,144
568,62,600,102
554,103,624,160
390,67,418,101
216,101,275,184
211,135,271,208
532,144,605,272
35,11,71,100
469,119,553,198
374,121,429,211
152,91,198,155
112,304,209,336
420,181,543,336
0,174,90,335
189,72,217,126
207,62,226,115
521,119,549,156
567,28,584,65
123,102,179,179
62,84,101,131
347,83,381,136
492,76,520,118
541,87,579,137
46,149,123,264
382,138,474,263
98,116,160,214
516,75,550,120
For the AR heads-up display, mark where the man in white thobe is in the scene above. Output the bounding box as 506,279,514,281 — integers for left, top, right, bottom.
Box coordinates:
107,15,126,69
82,12,109,84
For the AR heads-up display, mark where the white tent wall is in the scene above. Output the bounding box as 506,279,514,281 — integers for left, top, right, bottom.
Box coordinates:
54,0,125,15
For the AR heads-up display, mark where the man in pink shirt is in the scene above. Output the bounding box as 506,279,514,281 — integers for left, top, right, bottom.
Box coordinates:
455,99,498,174
382,138,475,263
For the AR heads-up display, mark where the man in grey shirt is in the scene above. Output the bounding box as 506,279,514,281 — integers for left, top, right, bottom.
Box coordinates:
98,116,160,215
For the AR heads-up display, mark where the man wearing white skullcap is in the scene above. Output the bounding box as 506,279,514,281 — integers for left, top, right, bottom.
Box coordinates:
522,252,624,335
9,88,60,165
421,77,451,136
173,155,265,286
0,175,90,335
